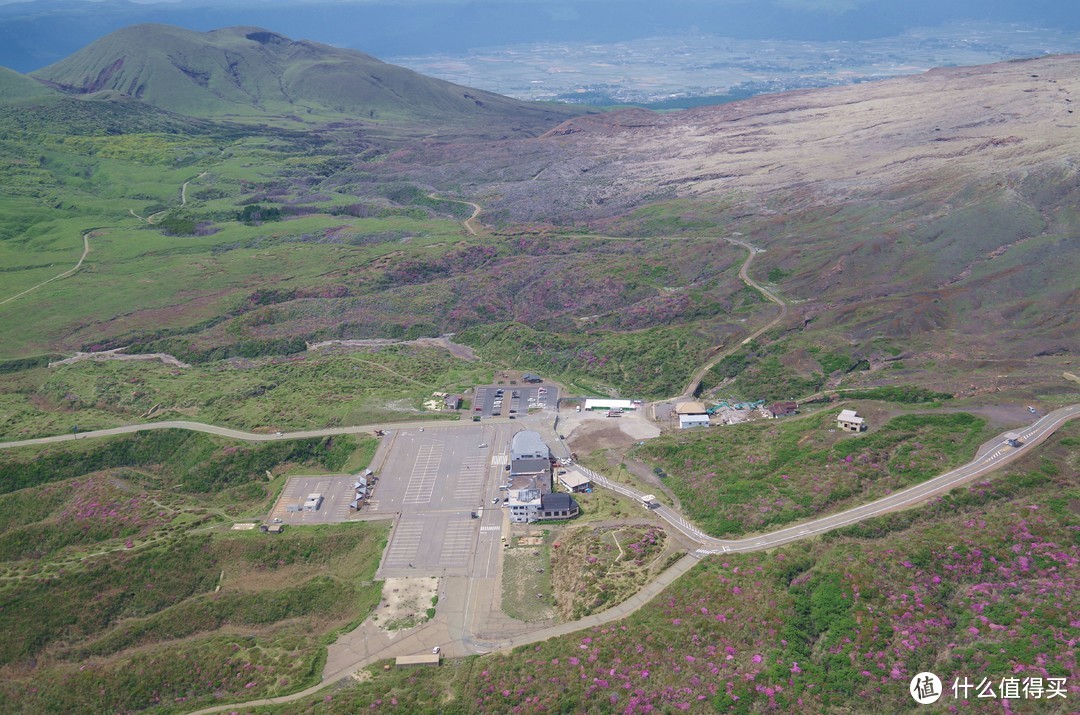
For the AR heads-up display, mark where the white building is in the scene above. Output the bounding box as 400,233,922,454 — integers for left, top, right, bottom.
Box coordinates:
837,409,866,432
679,414,710,429
584,398,640,411
511,431,551,478
557,471,592,493
507,488,579,523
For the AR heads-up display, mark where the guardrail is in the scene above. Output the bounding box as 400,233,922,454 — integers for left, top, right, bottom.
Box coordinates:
574,465,714,547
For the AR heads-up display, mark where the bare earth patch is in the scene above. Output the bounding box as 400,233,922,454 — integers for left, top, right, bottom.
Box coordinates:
376,577,438,631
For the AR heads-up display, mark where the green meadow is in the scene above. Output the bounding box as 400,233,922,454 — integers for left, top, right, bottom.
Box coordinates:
0,426,389,715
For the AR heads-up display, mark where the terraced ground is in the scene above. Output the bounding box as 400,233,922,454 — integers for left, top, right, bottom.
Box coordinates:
0,430,388,715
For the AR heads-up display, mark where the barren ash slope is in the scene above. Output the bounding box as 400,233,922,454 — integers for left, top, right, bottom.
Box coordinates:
409,55,1080,395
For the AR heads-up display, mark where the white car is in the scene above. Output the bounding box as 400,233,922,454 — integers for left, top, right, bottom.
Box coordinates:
432,646,441,654
1027,406,1037,414
493,497,500,504
478,443,488,448
275,431,283,437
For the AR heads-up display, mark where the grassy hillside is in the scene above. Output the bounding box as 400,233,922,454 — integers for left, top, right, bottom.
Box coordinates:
30,24,581,131
637,407,991,537
0,66,57,101
0,430,386,715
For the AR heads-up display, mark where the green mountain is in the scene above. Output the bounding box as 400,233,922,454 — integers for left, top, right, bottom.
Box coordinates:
0,66,58,102
29,24,578,130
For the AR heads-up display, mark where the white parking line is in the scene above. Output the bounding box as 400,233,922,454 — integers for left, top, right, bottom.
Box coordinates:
403,444,443,504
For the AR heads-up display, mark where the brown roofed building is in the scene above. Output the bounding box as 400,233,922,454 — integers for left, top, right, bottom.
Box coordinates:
769,401,798,418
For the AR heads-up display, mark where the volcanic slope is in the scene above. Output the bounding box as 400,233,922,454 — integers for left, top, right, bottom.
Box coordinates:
375,54,1080,393
29,23,580,132
0,66,59,101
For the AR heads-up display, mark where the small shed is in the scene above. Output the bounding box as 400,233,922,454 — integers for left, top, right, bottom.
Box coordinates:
557,471,592,493
523,373,543,383
444,394,462,410
1004,432,1024,448
395,653,441,668
837,409,866,432
679,414,710,429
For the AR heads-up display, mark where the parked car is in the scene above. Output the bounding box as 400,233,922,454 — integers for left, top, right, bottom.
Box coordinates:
432,646,441,654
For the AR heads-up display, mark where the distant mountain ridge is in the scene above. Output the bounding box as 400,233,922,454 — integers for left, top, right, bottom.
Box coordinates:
28,23,579,129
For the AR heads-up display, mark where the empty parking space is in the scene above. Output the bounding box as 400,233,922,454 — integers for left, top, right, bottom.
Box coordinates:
438,520,476,569
382,520,426,569
403,444,443,504
380,513,480,576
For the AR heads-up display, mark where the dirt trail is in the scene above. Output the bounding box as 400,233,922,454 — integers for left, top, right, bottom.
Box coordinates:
0,231,92,306
428,193,483,236
306,335,478,362
48,348,190,369
678,237,787,399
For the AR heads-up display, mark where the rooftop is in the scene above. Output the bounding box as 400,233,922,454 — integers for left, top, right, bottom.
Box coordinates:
511,430,549,459
676,400,707,414
541,492,577,511
558,471,592,489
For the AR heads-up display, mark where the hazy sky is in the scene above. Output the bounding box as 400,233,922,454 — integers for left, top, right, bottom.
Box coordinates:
2,0,1077,73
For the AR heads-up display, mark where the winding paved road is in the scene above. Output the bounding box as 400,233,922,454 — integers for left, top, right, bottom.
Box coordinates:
580,403,1080,554
0,418,436,451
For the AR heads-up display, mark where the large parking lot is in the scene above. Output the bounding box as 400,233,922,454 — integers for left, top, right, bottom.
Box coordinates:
371,423,514,578
265,421,521,579
472,383,558,419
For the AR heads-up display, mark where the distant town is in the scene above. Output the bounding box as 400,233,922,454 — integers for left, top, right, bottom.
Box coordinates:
388,21,1080,106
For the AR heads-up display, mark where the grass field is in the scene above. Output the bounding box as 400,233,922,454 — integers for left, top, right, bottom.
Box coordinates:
551,524,681,621
501,532,557,622
636,406,992,537
0,425,388,715
0,346,489,439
